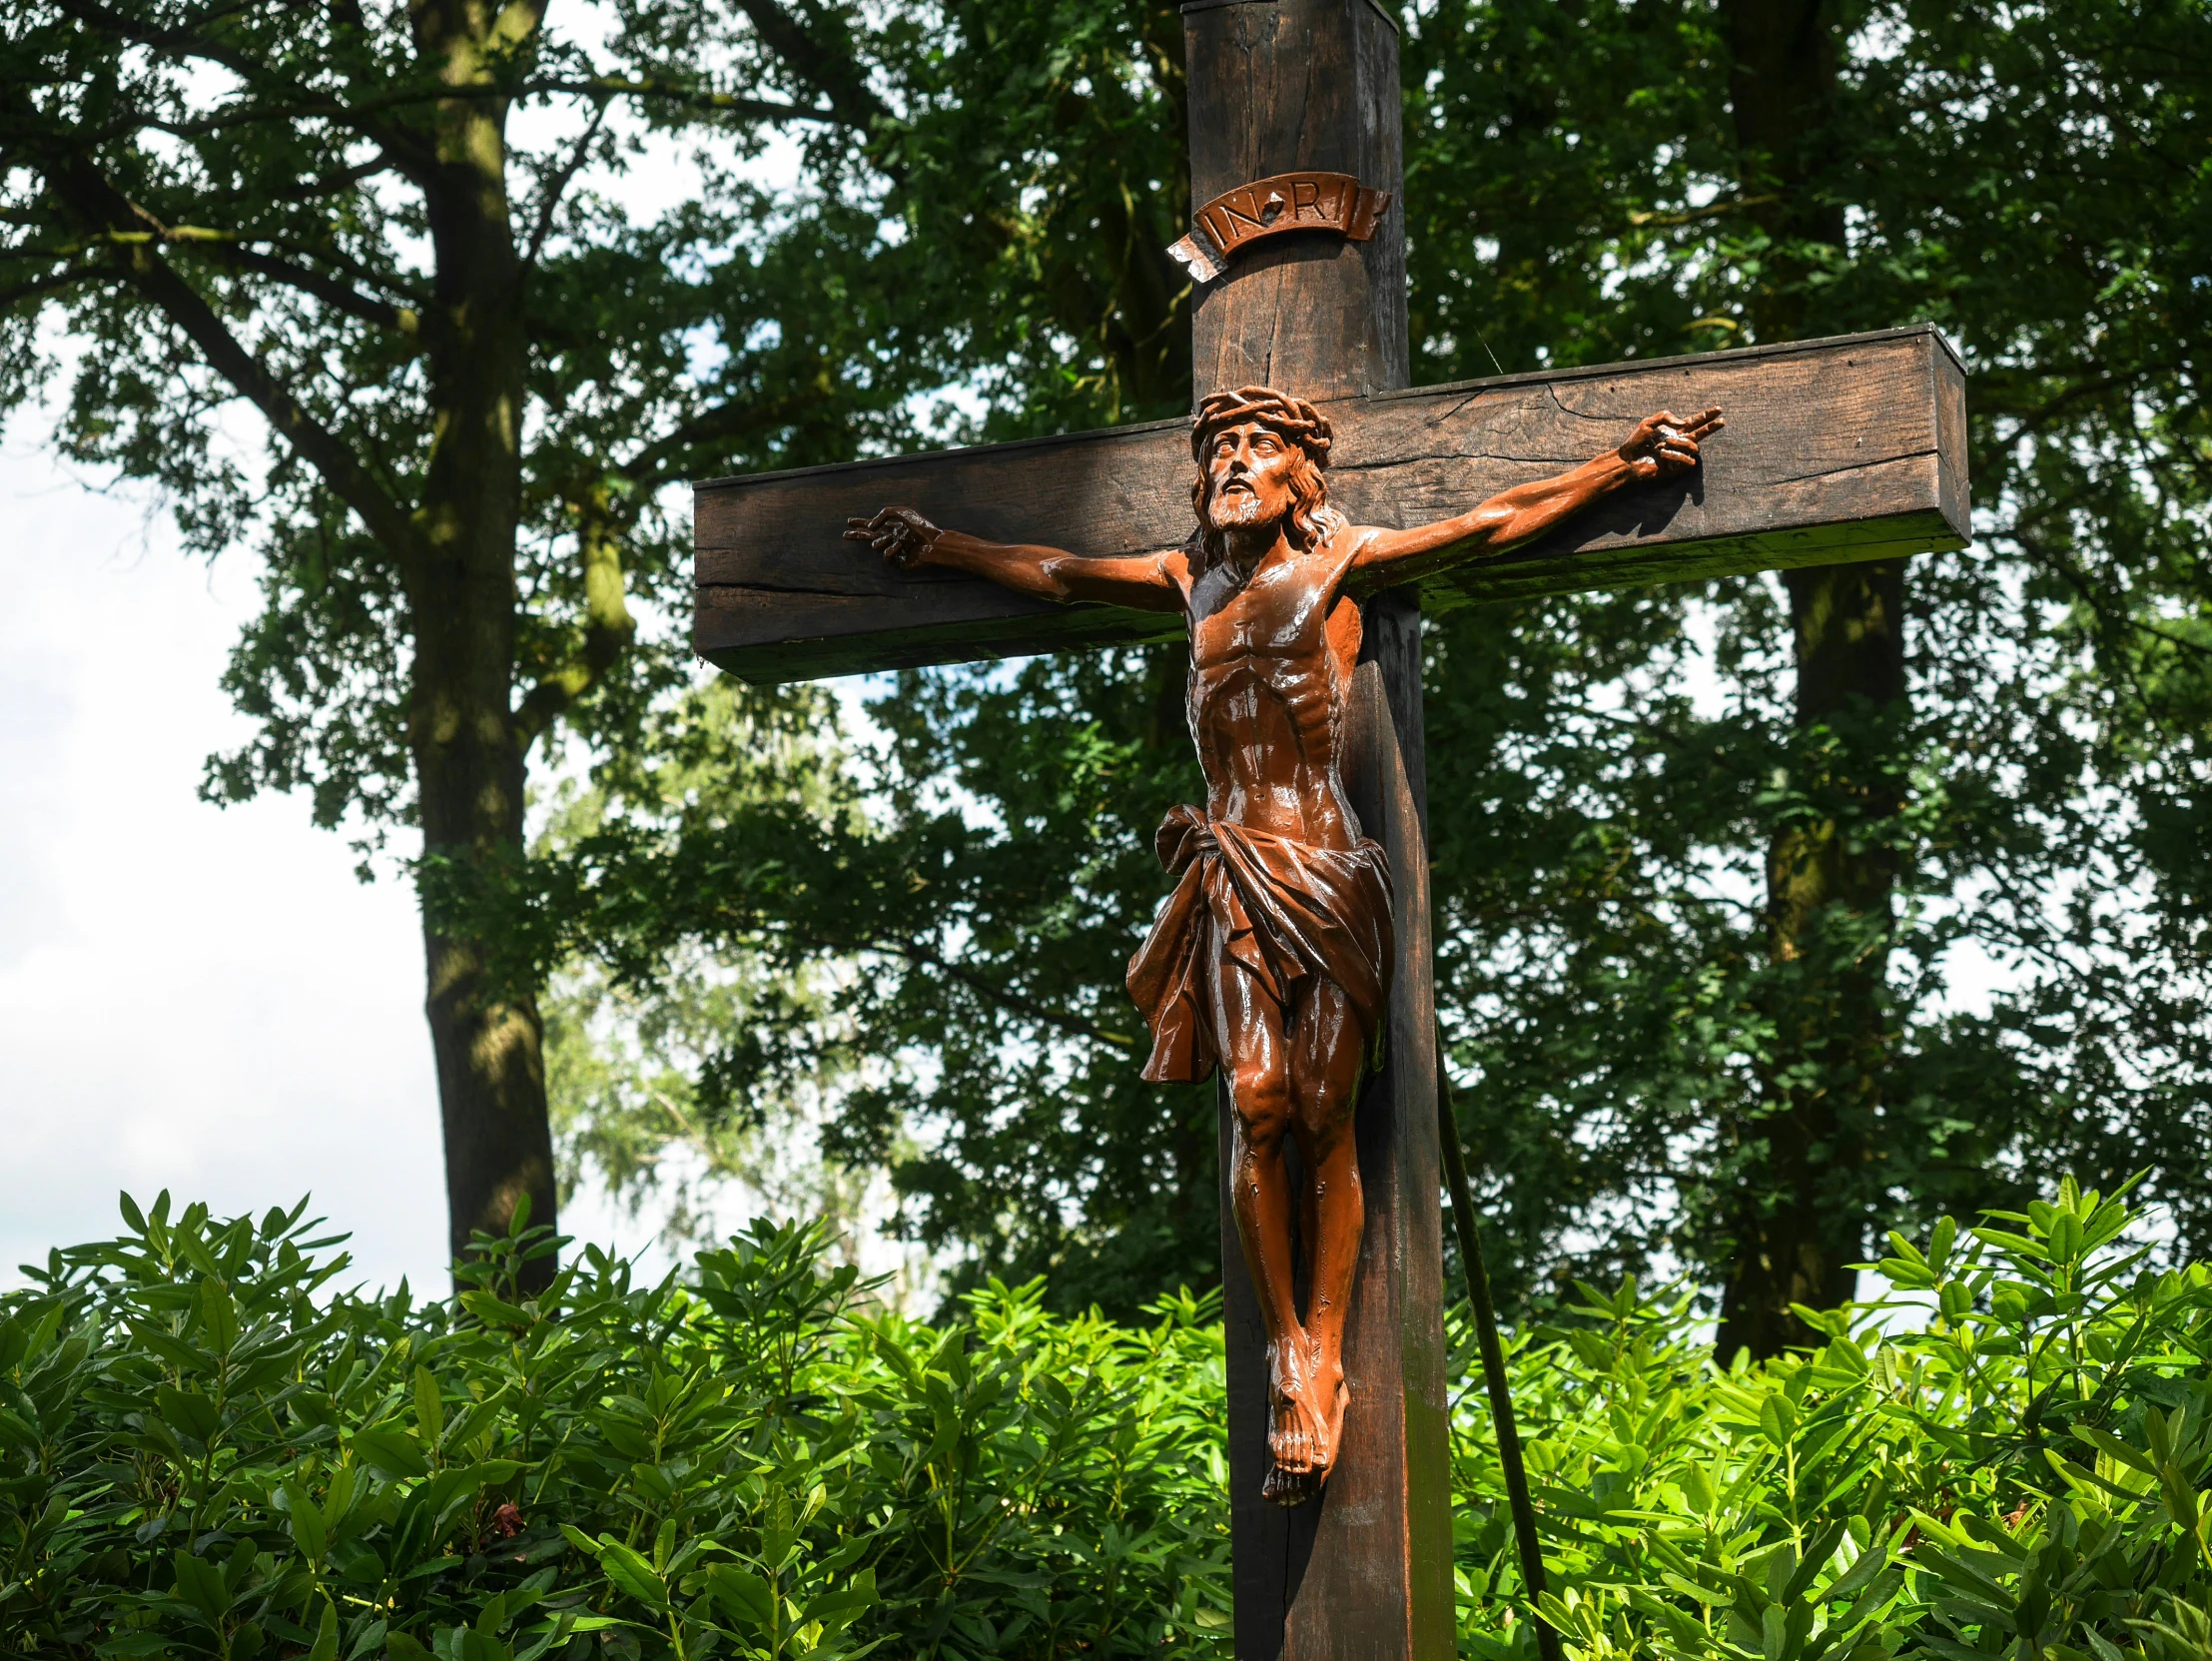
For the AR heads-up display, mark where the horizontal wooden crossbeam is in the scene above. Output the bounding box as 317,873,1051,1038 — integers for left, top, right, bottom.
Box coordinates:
693,325,1967,685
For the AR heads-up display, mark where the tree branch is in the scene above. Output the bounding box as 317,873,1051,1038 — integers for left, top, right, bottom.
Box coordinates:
1626,193,1782,229
18,222,420,335
755,924,1136,1053
219,245,421,335
612,393,812,488
107,78,848,150
42,153,422,564
892,938,1138,1052
522,97,610,271
0,264,100,310
730,0,894,132
537,78,847,125
190,155,399,213
52,0,445,172
159,229,421,334
55,0,319,105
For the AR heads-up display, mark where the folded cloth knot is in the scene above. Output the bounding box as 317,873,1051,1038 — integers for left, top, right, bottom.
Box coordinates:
1126,805,1394,1084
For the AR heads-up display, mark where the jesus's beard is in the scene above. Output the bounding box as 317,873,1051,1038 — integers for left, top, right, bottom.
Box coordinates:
1205,485,1276,533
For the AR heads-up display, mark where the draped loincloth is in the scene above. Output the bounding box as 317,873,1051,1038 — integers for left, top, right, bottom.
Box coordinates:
1125,805,1394,1084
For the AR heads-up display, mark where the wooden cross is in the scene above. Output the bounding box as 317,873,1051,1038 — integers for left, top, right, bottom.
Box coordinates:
691,2,1966,1655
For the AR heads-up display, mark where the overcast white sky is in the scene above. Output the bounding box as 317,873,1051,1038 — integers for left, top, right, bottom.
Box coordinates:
0,431,697,1292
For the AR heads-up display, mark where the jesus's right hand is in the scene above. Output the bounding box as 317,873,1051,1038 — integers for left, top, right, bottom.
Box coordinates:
844,506,942,569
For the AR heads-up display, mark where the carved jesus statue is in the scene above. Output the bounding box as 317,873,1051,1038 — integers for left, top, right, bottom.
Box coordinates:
847,388,1721,1504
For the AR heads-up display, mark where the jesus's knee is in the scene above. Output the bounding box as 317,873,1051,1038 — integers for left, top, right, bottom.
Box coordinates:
1298,1104,1359,1169
1293,1072,1360,1145
1229,1067,1292,1148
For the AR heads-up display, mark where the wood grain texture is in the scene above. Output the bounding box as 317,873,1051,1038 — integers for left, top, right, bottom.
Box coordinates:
693,326,1969,685
1184,0,1407,399
1214,613,1459,1661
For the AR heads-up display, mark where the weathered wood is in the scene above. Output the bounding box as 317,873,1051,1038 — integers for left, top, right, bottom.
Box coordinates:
1184,0,1408,398
693,325,1967,684
1275,589,1453,1661
1210,597,1454,1661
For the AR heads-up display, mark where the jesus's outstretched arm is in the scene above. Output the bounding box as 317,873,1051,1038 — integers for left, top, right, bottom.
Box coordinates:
845,507,1185,613
1349,407,1723,581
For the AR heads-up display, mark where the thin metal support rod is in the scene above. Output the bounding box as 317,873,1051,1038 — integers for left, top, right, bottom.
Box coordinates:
1435,1040,1562,1661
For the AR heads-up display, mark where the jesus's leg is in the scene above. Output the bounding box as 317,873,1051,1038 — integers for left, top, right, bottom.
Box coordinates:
1211,957,1330,1492
1286,977,1367,1478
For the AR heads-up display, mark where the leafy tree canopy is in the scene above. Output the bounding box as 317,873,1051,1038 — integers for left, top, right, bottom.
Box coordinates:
0,0,1193,1279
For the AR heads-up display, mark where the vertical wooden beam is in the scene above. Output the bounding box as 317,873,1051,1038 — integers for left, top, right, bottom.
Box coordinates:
1186,3,1452,1656
1186,0,1409,398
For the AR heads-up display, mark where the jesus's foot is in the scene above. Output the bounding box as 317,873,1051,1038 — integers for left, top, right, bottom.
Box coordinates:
1264,1340,1338,1505
1267,1389,1331,1474
1261,1382,1334,1506
1265,1341,1327,1467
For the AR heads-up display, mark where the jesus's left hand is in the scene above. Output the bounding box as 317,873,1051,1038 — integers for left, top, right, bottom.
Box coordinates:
1618,407,1724,479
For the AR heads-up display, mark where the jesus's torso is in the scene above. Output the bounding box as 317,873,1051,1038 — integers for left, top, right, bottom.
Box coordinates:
1182,529,1374,852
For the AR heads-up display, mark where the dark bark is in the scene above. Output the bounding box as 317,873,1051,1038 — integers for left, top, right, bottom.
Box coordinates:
1714,0,1902,1360
404,0,557,1289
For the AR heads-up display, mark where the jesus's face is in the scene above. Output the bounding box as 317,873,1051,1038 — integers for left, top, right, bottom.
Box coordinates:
1202,420,1298,541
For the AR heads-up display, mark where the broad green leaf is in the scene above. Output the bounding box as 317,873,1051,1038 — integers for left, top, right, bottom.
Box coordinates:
352,1426,430,1480
155,1386,222,1447
2076,1425,2158,1476
1782,1520,1848,1605
197,1279,240,1355
596,1539,669,1610
708,1566,777,1632
171,1549,233,1622
413,1366,444,1446
456,1291,536,1330
307,1599,341,1661
283,1478,329,1562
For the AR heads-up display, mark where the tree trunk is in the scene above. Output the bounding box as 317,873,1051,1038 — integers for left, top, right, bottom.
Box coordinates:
1713,0,1901,1360
407,1,558,1290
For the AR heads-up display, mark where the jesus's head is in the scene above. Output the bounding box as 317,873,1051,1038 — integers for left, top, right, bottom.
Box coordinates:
1188,387,1337,568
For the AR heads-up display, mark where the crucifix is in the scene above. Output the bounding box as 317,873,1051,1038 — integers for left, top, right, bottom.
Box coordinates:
692,1,1966,1654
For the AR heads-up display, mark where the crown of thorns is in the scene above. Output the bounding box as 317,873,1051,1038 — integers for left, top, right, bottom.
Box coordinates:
1190,387,1332,466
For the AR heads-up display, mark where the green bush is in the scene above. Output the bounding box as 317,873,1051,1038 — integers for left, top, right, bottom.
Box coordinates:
4,1179,2211,1661
0,1205,1230,1660
1451,1179,2212,1660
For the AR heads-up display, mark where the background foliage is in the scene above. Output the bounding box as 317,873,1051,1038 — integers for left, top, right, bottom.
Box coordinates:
1397,0,2212,1314
11,1182,2212,1659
